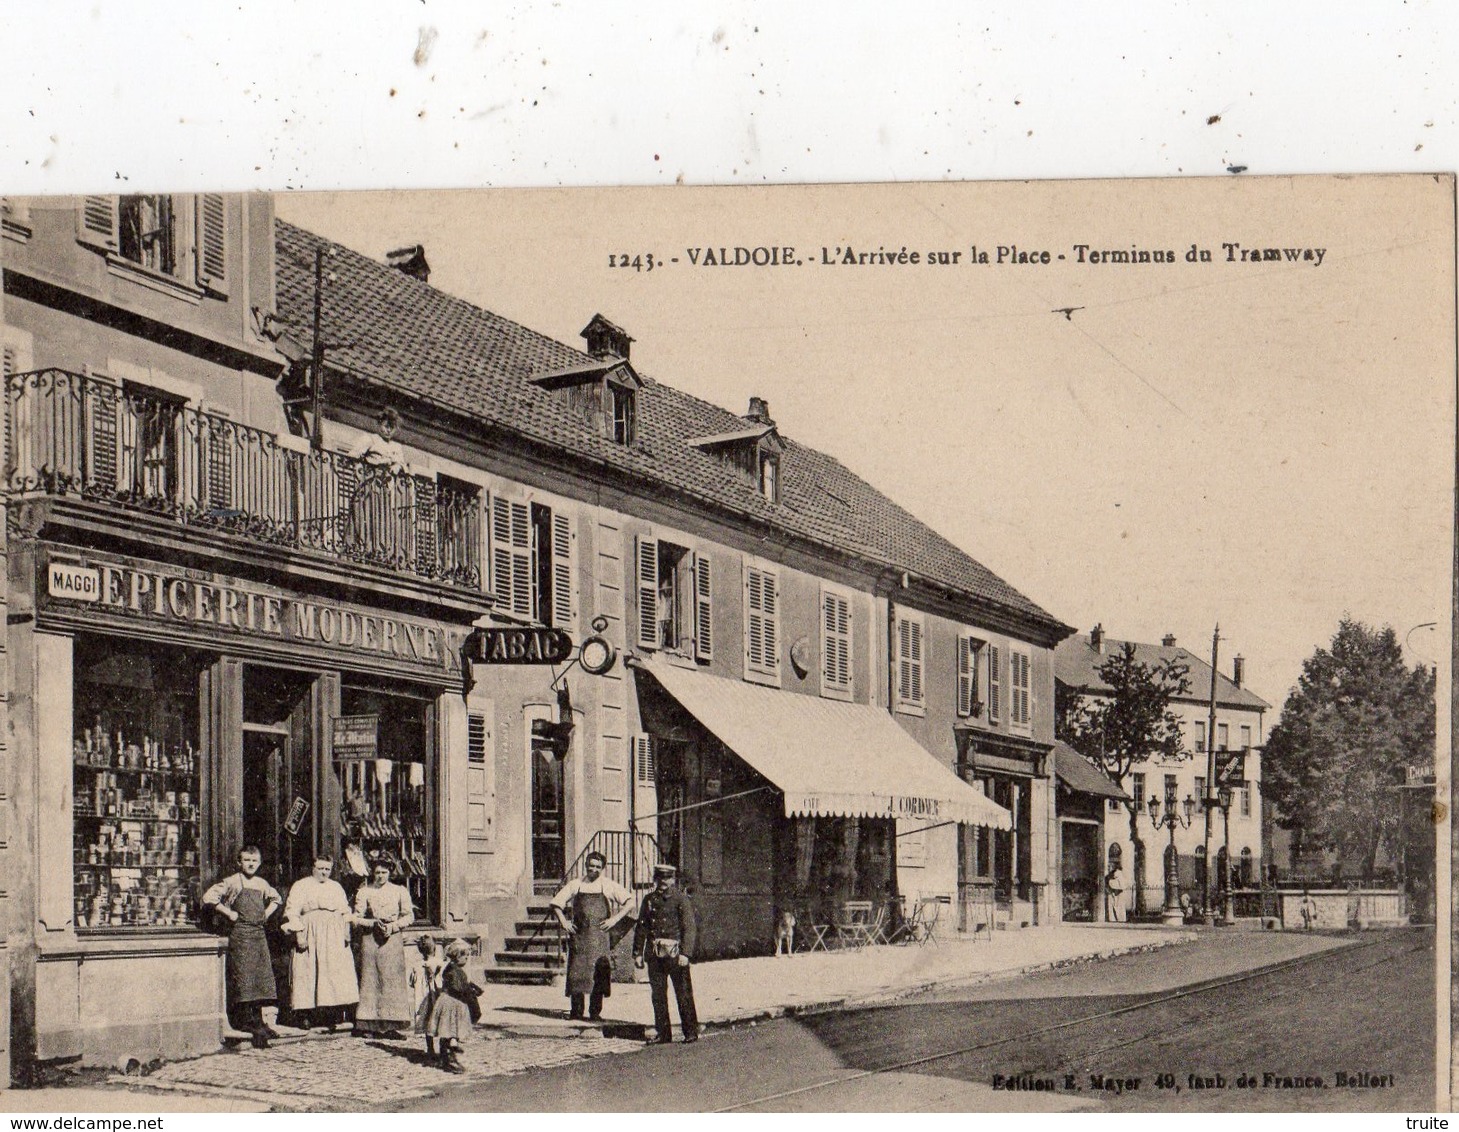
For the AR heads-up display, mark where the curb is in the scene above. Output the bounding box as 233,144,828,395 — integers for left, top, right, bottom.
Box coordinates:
498,933,1196,1038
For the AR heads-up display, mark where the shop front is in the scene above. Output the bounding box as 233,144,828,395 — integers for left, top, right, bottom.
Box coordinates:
11,543,477,1066
954,727,1054,929
634,657,1011,958
1052,742,1126,923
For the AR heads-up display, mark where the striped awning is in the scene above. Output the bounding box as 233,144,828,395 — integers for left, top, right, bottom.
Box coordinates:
636,656,1011,830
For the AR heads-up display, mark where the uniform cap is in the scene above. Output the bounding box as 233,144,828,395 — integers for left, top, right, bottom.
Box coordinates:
653,863,677,877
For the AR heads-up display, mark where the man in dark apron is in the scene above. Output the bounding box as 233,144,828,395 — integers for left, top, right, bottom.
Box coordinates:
549,851,635,1020
203,846,282,1048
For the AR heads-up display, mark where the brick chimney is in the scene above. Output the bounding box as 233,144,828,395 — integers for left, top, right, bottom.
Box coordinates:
1162,633,1177,647
745,396,774,426
1232,655,1245,688
1090,623,1104,653
385,244,430,283
581,314,633,361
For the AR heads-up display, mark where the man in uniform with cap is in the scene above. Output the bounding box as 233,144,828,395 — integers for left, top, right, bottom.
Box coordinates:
633,863,699,1043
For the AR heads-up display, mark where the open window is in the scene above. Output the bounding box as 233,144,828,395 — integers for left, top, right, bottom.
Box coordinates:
78,194,228,295
635,534,712,660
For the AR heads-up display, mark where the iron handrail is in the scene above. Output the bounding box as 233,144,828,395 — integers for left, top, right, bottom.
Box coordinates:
6,368,482,590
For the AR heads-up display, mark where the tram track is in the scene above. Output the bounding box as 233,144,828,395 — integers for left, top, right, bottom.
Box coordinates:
715,932,1409,1112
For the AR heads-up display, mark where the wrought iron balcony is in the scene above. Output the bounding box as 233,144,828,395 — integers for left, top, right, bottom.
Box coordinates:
6,368,482,592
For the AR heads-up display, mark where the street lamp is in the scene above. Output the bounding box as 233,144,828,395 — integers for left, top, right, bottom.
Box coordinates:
1147,793,1196,926
1216,785,1235,926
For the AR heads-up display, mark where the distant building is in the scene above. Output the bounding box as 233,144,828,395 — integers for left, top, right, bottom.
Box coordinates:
1054,626,1269,916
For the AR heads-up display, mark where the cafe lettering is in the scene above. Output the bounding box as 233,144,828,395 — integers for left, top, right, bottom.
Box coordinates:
44,558,463,671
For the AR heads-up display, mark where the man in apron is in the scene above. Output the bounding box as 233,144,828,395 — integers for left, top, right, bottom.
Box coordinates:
203,846,282,1048
550,851,635,1020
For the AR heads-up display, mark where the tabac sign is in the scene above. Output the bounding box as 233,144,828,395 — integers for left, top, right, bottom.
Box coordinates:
462,626,574,665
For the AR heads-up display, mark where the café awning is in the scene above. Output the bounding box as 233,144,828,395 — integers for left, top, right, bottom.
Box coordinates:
636,656,1011,830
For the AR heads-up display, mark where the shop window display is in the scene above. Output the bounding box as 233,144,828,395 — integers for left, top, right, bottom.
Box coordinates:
73,638,204,930
336,686,436,924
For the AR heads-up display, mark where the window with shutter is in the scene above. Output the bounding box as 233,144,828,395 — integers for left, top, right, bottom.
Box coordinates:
635,535,659,649
956,634,983,717
78,195,119,252
744,563,780,681
693,553,713,661
551,511,574,632
895,612,924,712
1,197,32,241
1009,648,1032,728
413,475,438,577
466,708,493,849
988,645,1002,722
491,496,534,619
821,587,852,699
633,735,656,784
195,193,228,295
205,415,235,511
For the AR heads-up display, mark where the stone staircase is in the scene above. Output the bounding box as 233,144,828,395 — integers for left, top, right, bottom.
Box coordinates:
482,898,568,986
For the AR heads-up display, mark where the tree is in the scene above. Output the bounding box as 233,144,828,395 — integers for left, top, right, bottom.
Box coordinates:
1057,642,1191,916
1262,619,1435,881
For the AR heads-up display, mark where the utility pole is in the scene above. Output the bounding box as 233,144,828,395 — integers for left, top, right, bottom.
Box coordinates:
309,246,325,448
1202,623,1220,925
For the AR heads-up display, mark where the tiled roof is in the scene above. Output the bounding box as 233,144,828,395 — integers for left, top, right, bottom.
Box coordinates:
1053,633,1270,711
275,220,1066,633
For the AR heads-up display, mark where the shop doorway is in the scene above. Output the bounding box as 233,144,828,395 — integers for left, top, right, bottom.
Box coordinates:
241,667,317,892
1060,821,1098,922
531,736,565,886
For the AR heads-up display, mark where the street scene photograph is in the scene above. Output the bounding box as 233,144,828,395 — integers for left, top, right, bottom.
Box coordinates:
0,174,1449,1116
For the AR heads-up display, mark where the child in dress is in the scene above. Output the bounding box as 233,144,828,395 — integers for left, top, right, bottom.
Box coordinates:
411,935,447,1054
428,939,481,1073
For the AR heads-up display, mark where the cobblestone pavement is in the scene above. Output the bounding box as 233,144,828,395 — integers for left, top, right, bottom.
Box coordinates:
141,1031,643,1110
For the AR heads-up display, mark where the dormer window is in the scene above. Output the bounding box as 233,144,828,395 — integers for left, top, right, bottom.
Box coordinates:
686,396,786,502
610,380,636,445
530,333,643,446
758,450,779,502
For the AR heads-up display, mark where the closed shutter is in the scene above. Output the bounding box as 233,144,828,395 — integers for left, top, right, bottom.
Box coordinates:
87,372,118,492
988,645,1001,721
77,195,118,251
195,193,228,294
822,589,851,695
956,635,975,717
896,614,923,708
466,706,494,849
693,552,713,661
551,510,574,631
635,535,658,649
633,735,656,784
206,416,234,510
491,497,533,618
746,565,779,675
414,475,438,576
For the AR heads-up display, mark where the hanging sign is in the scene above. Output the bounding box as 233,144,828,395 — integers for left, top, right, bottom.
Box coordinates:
463,626,574,665
284,796,310,835
1215,750,1247,787
332,714,380,761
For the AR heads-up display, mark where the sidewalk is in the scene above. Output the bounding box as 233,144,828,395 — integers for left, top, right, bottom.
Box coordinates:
480,921,1194,1037
11,923,1193,1111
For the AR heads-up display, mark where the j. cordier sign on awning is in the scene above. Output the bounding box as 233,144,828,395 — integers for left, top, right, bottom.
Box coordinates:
41,552,466,673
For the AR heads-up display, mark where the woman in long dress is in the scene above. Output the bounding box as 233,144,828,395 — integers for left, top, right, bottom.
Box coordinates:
282,856,359,1030
352,860,414,1037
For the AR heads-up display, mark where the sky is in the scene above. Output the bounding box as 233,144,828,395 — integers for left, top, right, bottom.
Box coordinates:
276,177,1455,717
2,4,1453,727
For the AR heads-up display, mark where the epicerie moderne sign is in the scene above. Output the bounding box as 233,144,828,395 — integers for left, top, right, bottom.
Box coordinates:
44,557,465,672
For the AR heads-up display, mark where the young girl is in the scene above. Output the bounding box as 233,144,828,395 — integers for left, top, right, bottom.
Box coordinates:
427,939,480,1073
410,935,446,1054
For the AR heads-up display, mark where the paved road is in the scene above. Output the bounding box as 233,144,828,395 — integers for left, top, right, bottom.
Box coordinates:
388,927,1435,1113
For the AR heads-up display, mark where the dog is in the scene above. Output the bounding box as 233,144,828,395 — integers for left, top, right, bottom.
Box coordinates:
774,910,796,956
